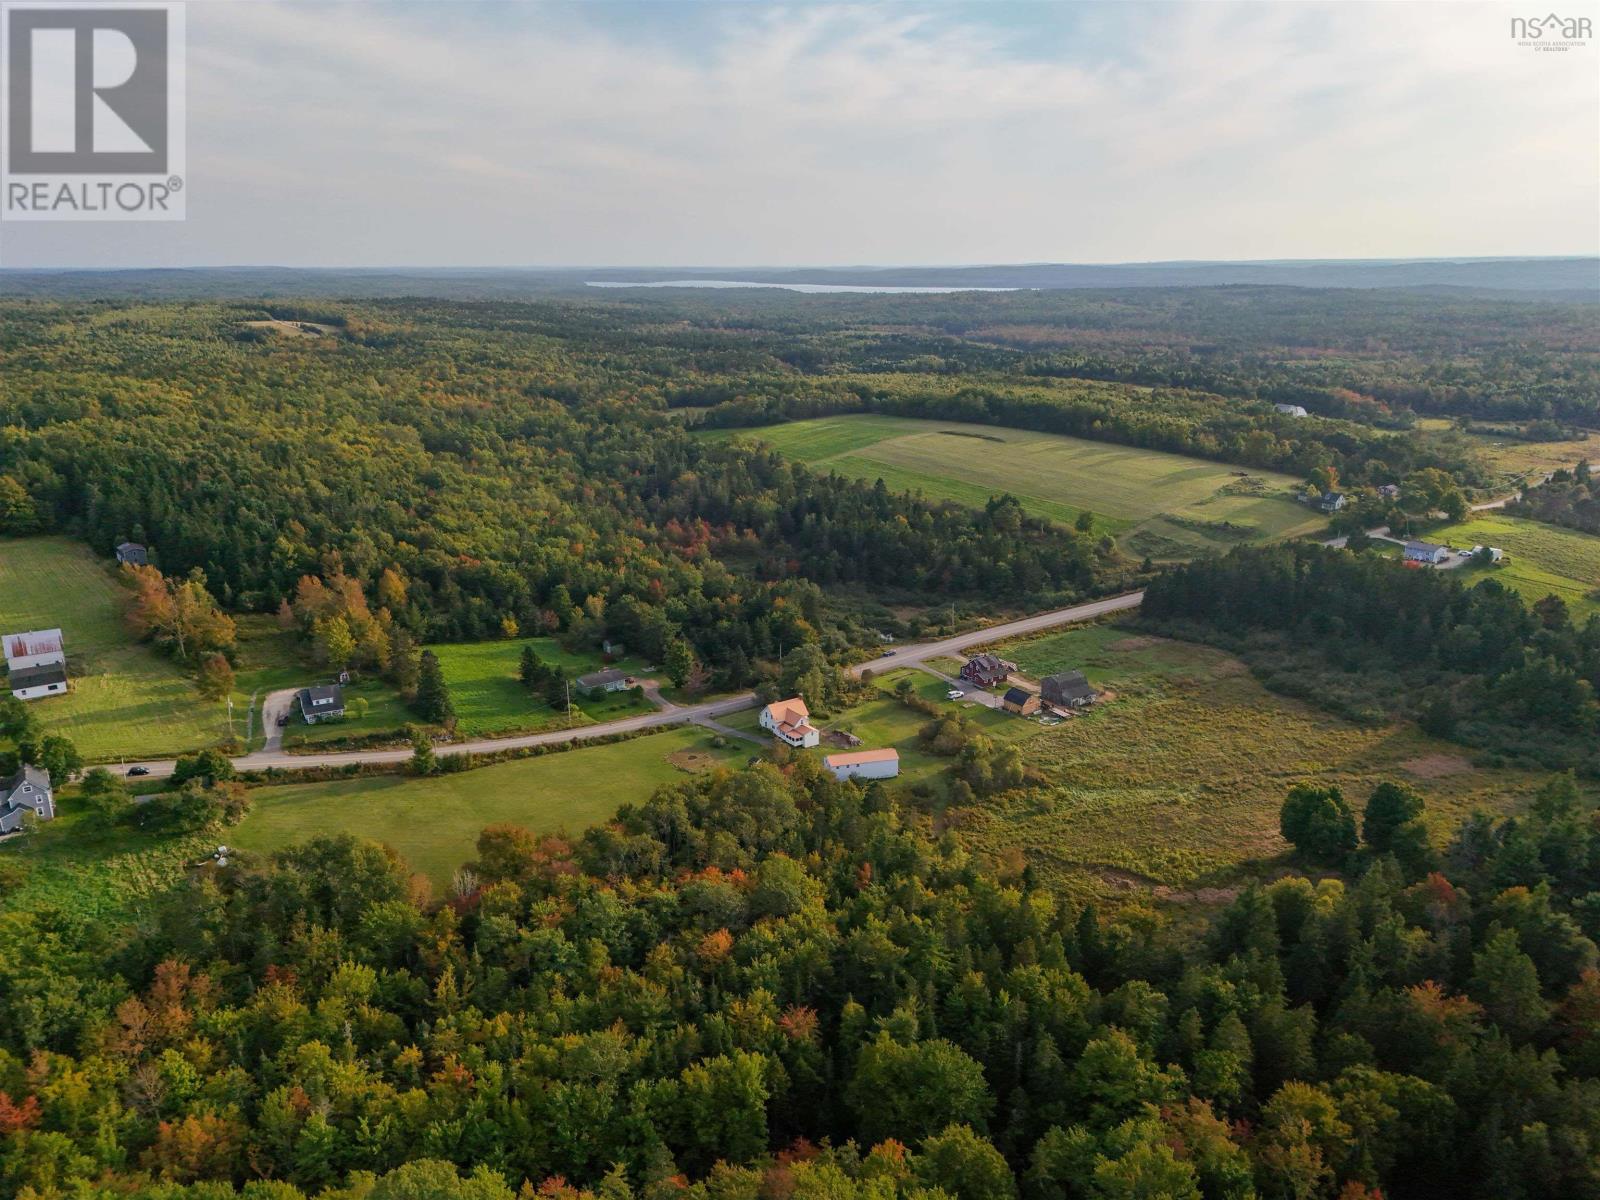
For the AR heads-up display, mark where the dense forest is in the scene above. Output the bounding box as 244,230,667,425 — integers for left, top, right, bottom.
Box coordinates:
0,301,1113,680
1,760,1596,1199
1142,543,1600,774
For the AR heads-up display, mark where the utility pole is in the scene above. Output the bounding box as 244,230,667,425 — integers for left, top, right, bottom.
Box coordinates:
565,679,572,727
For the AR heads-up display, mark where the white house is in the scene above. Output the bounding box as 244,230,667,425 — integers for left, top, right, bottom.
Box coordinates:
1404,541,1450,565
1273,404,1309,418
760,696,820,748
296,684,346,723
3,629,67,701
0,766,54,834
824,747,900,782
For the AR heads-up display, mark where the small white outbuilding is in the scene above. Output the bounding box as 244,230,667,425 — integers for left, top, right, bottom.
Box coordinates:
823,748,900,782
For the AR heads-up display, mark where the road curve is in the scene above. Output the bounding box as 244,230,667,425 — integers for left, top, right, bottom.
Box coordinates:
111,591,1144,781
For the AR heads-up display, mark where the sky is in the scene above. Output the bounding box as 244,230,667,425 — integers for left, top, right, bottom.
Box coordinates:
1,0,1597,269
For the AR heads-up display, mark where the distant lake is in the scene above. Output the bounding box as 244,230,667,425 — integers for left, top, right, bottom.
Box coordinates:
586,279,1020,294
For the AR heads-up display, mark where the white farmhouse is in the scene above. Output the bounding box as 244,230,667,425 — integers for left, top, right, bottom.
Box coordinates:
823,748,900,782
760,696,820,748
1403,541,1451,565
1274,404,1309,418
3,629,68,701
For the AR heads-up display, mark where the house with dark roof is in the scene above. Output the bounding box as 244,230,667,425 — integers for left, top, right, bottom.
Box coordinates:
296,684,346,723
3,628,67,701
1001,687,1040,716
7,662,68,701
1041,669,1099,709
1318,491,1347,513
1378,484,1401,501
0,766,54,834
577,668,629,696
960,653,1016,688
115,542,149,566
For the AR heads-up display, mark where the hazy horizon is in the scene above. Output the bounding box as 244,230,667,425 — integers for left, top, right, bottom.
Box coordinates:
2,1,1595,270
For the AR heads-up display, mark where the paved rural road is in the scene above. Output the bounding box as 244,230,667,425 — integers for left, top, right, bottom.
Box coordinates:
110,591,1144,780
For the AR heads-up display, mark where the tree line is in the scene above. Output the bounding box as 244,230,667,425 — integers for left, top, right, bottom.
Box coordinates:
1142,542,1600,774
0,756,1596,1199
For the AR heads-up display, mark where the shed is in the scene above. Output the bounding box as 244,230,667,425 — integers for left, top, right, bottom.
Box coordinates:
1001,687,1040,716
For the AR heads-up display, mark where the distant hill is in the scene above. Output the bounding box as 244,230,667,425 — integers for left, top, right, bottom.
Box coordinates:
1,257,1594,300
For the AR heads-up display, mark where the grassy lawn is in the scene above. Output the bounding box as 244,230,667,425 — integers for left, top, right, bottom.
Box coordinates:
0,537,234,762
958,623,1570,903
230,726,747,885
1422,512,1600,620
429,638,656,736
708,414,1326,559
279,637,661,750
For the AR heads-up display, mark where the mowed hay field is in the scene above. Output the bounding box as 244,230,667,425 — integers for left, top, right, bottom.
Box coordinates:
711,414,1326,559
0,537,230,761
955,622,1564,903
229,726,748,885
1423,512,1600,620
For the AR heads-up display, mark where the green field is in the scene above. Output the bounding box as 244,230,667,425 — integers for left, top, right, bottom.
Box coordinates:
959,622,1567,901
230,726,746,884
283,637,659,749
0,537,233,761
1423,512,1600,619
710,414,1326,558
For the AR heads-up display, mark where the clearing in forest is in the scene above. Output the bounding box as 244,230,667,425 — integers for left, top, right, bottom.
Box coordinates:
712,414,1325,559
229,726,746,884
0,537,232,761
957,622,1566,902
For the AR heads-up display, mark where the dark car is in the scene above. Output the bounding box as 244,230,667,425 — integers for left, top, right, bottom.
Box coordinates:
880,649,896,657
127,766,150,777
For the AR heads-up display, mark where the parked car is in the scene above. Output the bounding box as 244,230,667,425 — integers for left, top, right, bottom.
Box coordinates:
880,649,896,657
127,766,150,777
277,713,290,726
946,689,964,700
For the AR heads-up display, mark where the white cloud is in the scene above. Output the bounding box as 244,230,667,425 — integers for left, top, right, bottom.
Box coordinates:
4,0,1595,267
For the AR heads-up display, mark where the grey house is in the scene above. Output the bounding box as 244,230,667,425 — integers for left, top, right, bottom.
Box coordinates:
1318,491,1347,513
577,668,629,697
297,684,346,723
0,766,54,834
115,542,149,566
1041,669,1099,708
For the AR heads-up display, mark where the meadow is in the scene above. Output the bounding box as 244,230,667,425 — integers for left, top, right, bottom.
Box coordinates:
0,537,233,761
957,621,1567,902
229,726,746,884
710,414,1326,558
1422,512,1600,619
1414,417,1596,488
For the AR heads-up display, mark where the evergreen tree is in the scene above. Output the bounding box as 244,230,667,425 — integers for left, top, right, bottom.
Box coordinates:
413,650,455,725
